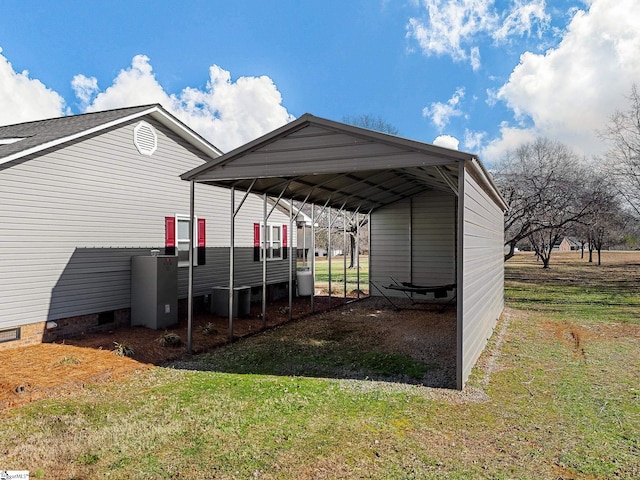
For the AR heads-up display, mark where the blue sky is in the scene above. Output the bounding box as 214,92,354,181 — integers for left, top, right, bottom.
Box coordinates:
1,0,639,162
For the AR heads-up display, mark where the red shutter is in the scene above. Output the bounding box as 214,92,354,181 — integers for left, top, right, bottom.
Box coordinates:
282,224,288,259
165,217,176,247
197,218,206,266
197,218,206,247
253,223,261,247
253,223,261,261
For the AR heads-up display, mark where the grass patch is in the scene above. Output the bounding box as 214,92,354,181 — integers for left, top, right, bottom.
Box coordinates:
1,251,638,478
310,256,369,293
194,323,434,382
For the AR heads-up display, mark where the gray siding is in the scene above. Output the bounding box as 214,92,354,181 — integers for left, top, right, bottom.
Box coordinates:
0,118,291,329
178,247,294,297
369,191,456,298
459,166,505,387
369,199,411,296
411,191,456,288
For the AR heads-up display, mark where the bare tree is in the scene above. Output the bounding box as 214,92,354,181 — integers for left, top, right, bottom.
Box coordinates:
601,84,640,217
494,138,593,266
340,113,394,266
342,114,399,135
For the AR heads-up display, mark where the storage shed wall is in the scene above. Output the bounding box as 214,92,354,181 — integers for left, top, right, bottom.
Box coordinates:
459,166,505,387
369,190,456,297
0,118,292,330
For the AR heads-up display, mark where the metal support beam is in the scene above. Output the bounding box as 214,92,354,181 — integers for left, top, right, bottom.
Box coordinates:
288,198,294,321
310,203,315,313
343,206,347,301
187,180,195,354
327,206,332,307
228,186,235,341
456,160,465,390
262,192,267,328
436,166,459,196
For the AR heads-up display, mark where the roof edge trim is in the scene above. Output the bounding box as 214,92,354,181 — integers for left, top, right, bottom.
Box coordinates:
0,105,223,166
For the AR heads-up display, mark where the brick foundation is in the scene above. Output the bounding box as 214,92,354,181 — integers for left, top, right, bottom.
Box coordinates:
0,321,46,351
0,309,131,350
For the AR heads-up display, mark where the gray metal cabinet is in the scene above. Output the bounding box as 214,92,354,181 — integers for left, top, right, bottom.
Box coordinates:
131,255,178,329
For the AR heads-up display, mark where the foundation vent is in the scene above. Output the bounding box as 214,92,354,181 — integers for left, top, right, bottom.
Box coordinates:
133,121,158,155
0,327,21,343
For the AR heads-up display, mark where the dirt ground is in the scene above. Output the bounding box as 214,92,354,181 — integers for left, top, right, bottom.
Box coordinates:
2,294,455,411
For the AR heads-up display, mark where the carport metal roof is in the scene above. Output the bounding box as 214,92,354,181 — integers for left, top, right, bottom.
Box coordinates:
181,114,506,212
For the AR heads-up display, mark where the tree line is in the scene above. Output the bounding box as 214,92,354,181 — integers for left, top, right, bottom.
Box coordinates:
495,85,640,267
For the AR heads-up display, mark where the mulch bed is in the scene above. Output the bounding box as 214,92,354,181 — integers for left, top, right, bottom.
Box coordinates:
0,295,355,411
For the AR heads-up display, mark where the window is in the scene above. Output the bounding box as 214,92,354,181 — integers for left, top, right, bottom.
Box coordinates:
254,223,288,261
264,224,282,260
176,216,193,266
166,216,206,267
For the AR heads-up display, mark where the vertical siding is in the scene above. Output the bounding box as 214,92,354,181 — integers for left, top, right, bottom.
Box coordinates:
369,191,456,298
0,118,291,329
459,165,505,387
411,191,456,288
369,199,411,297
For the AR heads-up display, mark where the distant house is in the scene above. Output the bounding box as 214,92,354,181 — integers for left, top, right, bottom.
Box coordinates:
0,105,292,349
553,236,581,252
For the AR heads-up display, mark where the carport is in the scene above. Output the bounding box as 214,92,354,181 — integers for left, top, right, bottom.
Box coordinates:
181,114,507,389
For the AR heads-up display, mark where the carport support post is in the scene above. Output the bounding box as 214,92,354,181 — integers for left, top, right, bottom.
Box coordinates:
328,206,332,307
343,209,347,300
288,199,293,320
187,180,195,354
456,160,465,390
311,203,315,313
228,186,235,341
262,193,267,328
356,213,360,299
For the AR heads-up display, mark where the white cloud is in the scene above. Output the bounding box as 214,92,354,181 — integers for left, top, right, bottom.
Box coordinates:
407,0,549,70
481,122,537,164
492,0,640,160
423,87,465,130
492,0,549,42
433,134,460,150
0,47,65,125
71,74,99,108
82,55,173,111
463,129,487,151
77,55,294,152
0,50,294,152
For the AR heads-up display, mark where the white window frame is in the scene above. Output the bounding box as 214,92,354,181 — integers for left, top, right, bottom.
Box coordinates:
261,223,283,261
176,214,198,267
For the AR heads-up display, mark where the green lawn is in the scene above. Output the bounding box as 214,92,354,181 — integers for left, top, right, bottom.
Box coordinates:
305,255,369,295
1,252,638,479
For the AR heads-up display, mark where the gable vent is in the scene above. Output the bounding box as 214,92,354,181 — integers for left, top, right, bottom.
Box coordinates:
133,121,158,155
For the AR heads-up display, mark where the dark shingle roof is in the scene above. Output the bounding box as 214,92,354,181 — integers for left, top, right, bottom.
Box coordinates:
0,104,159,163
